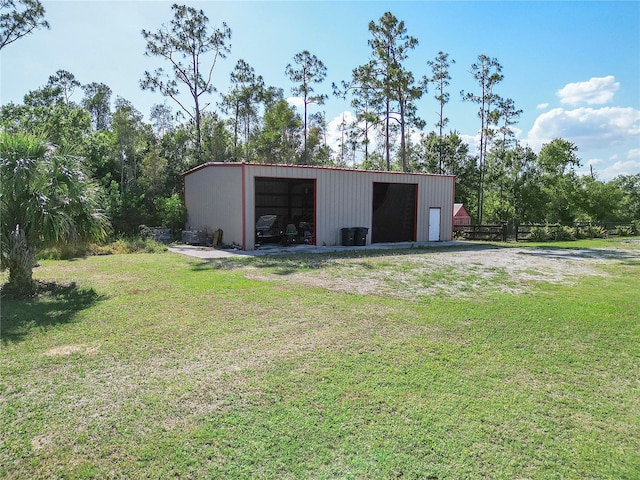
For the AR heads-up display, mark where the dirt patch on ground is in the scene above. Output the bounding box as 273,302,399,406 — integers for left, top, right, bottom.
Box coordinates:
246,245,638,299
30,433,55,451
44,343,100,357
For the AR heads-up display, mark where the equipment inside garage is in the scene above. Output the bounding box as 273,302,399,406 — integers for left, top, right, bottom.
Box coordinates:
254,177,315,245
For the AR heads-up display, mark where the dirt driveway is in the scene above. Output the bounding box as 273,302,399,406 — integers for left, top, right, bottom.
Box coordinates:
171,241,640,299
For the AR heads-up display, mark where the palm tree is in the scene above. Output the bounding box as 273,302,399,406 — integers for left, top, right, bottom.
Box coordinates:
0,132,109,296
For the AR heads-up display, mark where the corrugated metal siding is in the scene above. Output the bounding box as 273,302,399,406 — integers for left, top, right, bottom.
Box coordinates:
245,165,307,249
316,169,372,246
184,163,454,250
184,165,243,245
420,175,455,243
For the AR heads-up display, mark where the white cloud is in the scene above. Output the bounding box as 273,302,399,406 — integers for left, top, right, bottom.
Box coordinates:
512,126,524,140
556,76,620,105
459,133,480,156
588,158,603,167
286,96,305,109
577,157,640,181
597,159,640,180
325,111,429,164
628,148,640,159
326,111,357,149
407,126,422,146
525,106,640,152
326,111,385,164
537,103,549,109
576,158,603,177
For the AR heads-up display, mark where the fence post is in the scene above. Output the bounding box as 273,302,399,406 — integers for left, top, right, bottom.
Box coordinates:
502,222,508,242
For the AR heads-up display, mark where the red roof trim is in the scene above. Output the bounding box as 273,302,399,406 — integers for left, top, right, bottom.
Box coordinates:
182,162,455,179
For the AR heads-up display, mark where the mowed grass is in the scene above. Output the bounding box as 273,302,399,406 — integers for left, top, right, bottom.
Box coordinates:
1,239,639,479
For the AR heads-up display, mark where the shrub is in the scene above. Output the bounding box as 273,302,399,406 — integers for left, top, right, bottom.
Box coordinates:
574,227,589,240
156,194,188,233
36,237,168,259
552,225,576,241
38,242,89,260
87,237,167,255
528,226,551,242
576,224,608,239
615,225,634,237
526,224,575,242
590,225,609,239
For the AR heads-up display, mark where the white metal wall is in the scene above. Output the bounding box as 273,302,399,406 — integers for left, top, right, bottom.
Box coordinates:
421,175,455,243
183,163,455,250
183,164,243,244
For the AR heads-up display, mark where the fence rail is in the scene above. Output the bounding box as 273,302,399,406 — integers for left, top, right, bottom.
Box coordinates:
515,222,636,241
456,224,507,242
454,222,636,242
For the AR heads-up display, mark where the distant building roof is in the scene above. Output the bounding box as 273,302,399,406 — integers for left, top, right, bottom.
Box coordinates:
453,203,470,217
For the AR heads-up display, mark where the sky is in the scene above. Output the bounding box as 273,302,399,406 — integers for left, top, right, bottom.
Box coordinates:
1,0,639,180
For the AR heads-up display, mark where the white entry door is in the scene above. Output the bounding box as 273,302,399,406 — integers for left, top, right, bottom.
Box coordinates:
428,208,441,241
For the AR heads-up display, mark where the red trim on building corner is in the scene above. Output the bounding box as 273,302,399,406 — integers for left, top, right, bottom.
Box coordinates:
313,178,317,246
452,175,457,237
241,163,246,250
413,184,419,242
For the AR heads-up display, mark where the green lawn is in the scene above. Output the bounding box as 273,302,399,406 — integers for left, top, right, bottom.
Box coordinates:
1,239,639,479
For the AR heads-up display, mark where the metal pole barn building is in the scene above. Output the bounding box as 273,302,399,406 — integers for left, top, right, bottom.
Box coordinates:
183,163,455,251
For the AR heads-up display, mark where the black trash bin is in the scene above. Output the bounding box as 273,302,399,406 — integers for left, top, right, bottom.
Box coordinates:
341,227,356,246
354,227,368,246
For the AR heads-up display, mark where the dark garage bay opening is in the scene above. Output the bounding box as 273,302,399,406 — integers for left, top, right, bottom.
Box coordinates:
255,177,315,245
372,182,417,243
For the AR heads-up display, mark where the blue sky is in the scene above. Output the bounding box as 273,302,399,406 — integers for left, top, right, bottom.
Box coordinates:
1,0,639,180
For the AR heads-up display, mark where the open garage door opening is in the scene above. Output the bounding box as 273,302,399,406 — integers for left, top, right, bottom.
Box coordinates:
371,182,417,243
255,177,315,246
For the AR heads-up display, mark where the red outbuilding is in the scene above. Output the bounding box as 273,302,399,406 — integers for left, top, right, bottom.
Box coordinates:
453,203,471,232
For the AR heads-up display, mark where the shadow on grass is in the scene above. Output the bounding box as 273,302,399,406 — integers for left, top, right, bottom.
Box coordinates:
1,282,105,345
517,246,640,266
188,243,505,276
186,241,640,276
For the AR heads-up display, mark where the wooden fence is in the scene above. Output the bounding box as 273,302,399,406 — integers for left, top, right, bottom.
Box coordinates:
456,224,508,242
455,222,636,242
515,222,636,241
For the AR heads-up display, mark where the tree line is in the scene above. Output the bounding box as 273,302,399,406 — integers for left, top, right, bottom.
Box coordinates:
2,2,639,240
